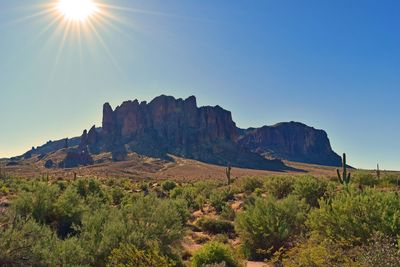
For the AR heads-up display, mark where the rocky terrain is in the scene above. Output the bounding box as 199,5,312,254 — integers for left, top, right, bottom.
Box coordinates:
15,95,341,171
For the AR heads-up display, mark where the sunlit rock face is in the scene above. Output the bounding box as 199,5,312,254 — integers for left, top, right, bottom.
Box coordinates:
98,95,285,170
23,95,341,170
237,122,342,167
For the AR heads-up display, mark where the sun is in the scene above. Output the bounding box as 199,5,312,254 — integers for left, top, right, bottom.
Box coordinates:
56,0,99,22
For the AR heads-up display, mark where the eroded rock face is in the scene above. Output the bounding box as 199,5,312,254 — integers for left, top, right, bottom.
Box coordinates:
238,122,342,166
98,95,283,170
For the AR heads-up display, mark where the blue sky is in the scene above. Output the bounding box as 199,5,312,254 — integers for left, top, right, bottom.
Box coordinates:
0,0,399,170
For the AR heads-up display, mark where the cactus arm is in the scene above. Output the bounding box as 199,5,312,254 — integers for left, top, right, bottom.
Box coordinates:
337,169,343,184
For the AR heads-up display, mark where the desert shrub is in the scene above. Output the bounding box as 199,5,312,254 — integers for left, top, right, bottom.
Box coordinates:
12,182,59,225
111,188,124,205
121,194,185,252
380,173,400,187
220,205,236,221
240,177,264,193
170,186,183,198
0,216,53,266
196,195,206,211
353,171,379,187
170,186,200,210
292,176,328,207
357,232,400,267
236,196,308,260
162,180,177,191
171,198,191,225
191,241,238,267
279,233,355,267
197,217,235,234
107,243,175,267
307,189,400,247
192,181,220,198
210,189,234,213
54,186,85,237
0,185,9,195
264,176,294,199
210,192,226,213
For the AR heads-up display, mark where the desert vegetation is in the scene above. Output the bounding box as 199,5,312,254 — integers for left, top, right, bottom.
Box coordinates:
0,168,400,266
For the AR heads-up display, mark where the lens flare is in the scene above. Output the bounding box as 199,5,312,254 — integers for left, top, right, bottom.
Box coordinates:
57,0,99,22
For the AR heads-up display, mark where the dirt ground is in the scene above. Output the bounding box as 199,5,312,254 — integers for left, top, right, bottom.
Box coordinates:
1,151,340,181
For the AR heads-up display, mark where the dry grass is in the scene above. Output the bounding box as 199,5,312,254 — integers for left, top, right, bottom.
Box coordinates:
0,151,342,182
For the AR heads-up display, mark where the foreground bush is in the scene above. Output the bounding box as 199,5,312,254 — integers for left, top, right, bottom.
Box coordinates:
264,176,294,199
236,196,308,260
292,176,328,207
191,242,238,267
307,189,400,246
107,243,175,267
5,180,187,266
279,233,355,267
197,217,235,234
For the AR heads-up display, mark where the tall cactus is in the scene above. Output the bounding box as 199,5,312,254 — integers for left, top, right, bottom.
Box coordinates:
377,164,381,179
337,153,351,185
226,164,232,186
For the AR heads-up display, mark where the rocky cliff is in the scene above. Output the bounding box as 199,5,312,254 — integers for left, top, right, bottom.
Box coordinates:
21,95,341,169
238,122,342,166
96,95,285,170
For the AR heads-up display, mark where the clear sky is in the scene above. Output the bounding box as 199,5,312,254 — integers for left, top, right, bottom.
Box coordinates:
0,0,399,170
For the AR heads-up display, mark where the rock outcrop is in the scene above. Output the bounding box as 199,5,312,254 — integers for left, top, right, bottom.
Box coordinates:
19,95,342,169
238,122,342,166
95,95,285,170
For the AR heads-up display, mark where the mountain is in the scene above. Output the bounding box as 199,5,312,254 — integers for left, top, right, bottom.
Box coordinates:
237,122,342,166
21,95,341,169
90,95,286,170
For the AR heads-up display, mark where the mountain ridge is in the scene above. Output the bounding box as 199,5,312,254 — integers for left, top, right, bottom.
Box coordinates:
18,95,341,169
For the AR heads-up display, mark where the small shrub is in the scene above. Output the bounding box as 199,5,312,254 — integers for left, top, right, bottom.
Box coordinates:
111,188,124,205
220,205,236,221
191,242,238,267
107,244,175,267
241,177,264,193
354,171,378,187
197,217,235,234
292,176,327,207
279,233,354,267
171,198,191,225
210,189,234,213
210,192,226,213
307,189,400,246
236,196,308,260
264,176,294,199
162,180,177,192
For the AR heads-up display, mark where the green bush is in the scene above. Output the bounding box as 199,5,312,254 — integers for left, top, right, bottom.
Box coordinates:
220,205,236,221
353,171,379,187
107,243,175,267
111,188,124,205
307,189,400,246
210,189,234,213
292,176,328,207
236,196,308,260
197,217,235,234
191,242,238,267
279,233,354,267
162,180,177,192
264,176,294,199
240,177,264,193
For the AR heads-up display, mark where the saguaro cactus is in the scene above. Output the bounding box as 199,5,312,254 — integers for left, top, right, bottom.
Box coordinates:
377,164,381,179
226,164,232,185
337,153,351,185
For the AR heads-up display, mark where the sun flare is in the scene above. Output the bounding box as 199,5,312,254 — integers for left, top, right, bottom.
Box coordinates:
57,0,99,22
